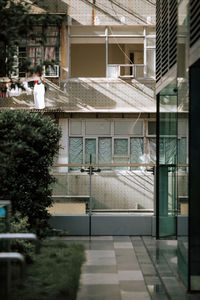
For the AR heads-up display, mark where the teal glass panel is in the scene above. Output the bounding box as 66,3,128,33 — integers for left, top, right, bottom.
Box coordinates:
176,0,189,289
159,166,177,237
178,138,187,164
158,81,178,238
113,157,129,170
160,137,177,164
149,138,156,163
98,138,112,169
85,139,96,164
69,137,83,170
114,139,128,170
114,139,128,155
130,138,144,170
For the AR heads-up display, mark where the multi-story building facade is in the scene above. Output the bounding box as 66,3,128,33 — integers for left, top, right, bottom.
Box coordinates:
156,0,200,292
0,1,157,233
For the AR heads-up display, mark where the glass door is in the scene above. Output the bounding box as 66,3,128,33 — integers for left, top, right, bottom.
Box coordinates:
157,81,178,238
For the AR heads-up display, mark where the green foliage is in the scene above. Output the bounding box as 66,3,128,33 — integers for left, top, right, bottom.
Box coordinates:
0,110,62,237
10,212,36,263
0,211,35,262
0,0,61,78
11,241,85,300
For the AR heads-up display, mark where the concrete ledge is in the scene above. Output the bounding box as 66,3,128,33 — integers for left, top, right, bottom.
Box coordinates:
49,214,152,236
49,215,89,235
49,214,188,236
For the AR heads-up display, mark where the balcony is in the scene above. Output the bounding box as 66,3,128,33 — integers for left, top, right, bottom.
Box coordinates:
0,76,156,113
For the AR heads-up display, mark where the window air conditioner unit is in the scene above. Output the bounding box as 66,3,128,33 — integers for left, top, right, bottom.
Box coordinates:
44,65,59,77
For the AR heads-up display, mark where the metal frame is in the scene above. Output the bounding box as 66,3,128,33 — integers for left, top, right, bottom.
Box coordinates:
68,118,158,171
68,25,155,79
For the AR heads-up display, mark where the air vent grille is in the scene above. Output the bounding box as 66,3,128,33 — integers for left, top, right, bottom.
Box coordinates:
190,0,200,47
156,0,177,82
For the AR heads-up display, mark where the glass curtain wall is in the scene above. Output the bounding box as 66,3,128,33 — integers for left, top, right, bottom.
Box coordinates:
177,0,189,289
157,80,178,238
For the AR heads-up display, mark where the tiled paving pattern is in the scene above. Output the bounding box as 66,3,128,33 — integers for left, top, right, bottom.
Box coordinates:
53,236,200,300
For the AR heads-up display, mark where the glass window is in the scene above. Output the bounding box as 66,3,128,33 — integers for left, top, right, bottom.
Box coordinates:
148,138,156,163
178,137,187,165
98,138,112,169
18,25,60,77
113,157,129,170
114,139,128,156
147,49,155,77
148,121,156,135
160,137,177,164
130,138,144,170
85,139,96,164
69,137,83,170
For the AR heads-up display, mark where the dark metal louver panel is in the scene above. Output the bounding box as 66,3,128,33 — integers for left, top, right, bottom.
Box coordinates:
190,0,200,47
156,0,177,82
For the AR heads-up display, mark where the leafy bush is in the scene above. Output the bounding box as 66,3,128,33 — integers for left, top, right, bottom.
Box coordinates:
0,110,62,237
10,212,36,263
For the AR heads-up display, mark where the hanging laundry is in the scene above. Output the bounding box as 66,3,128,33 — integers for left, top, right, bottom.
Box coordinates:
33,80,45,109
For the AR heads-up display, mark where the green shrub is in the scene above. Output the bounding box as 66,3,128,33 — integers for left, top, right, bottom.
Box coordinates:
0,211,35,262
11,241,85,300
10,212,36,263
0,110,62,238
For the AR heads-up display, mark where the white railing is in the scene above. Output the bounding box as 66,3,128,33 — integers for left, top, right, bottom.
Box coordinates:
107,64,145,79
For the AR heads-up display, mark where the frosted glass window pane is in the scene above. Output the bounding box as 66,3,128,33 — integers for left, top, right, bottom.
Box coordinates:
85,121,111,135
160,138,176,164
114,139,128,155
113,157,129,170
178,138,187,164
114,120,143,135
69,137,83,170
148,138,156,163
148,121,156,135
130,138,144,170
98,138,112,169
70,120,82,135
178,119,187,136
147,49,155,77
85,139,96,164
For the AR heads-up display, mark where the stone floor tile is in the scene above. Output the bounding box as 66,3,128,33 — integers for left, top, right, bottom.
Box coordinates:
140,263,157,275
91,236,113,241
114,242,133,249
82,264,117,274
80,273,118,285
113,236,132,242
77,284,121,300
121,290,151,300
85,250,116,266
120,280,147,292
89,241,114,250
118,270,144,281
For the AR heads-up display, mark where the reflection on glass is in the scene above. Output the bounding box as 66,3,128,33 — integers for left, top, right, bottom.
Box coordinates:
69,137,83,170
85,139,96,164
98,138,112,169
158,81,178,238
130,138,144,170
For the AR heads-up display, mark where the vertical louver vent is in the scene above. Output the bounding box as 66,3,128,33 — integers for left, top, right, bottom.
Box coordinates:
156,0,177,82
190,0,200,47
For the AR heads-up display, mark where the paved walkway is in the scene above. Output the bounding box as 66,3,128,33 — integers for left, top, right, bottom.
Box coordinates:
59,236,200,300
